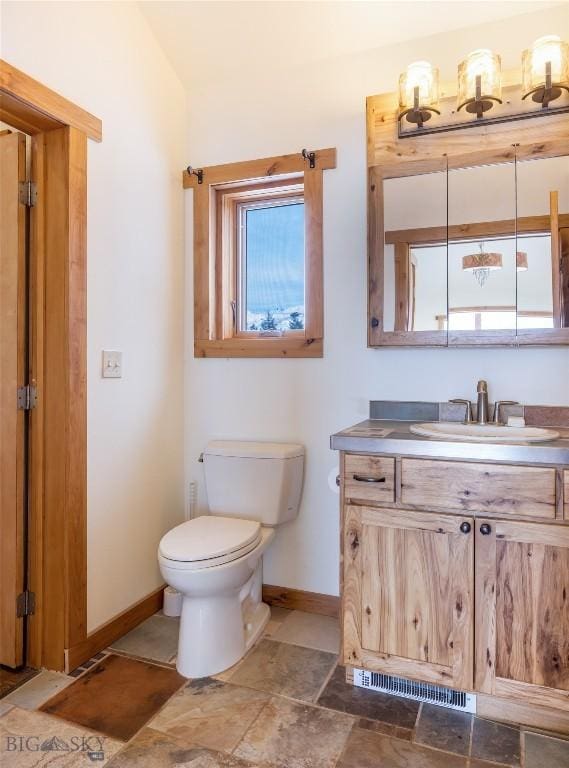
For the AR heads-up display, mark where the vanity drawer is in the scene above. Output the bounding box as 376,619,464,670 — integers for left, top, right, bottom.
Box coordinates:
565,471,569,521
401,458,556,519
344,455,396,504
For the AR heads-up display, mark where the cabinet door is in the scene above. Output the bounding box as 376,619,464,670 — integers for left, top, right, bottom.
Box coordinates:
476,519,569,711
343,505,474,690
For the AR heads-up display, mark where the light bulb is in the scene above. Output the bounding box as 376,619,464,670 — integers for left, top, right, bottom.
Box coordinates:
522,34,569,99
399,61,439,109
531,35,564,83
466,49,500,96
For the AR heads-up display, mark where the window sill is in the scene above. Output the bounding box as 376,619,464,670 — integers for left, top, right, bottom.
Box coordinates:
194,337,323,358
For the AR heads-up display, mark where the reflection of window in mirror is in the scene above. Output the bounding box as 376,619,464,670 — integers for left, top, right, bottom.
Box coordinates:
447,162,516,335
383,171,447,333
516,155,569,330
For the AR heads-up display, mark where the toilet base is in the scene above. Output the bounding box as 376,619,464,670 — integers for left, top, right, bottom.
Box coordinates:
244,600,271,652
175,558,271,679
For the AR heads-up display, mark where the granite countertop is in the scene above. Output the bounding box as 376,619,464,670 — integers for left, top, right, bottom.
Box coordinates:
330,419,569,466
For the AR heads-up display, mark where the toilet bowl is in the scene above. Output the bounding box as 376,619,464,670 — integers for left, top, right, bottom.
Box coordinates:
159,516,275,678
158,440,304,679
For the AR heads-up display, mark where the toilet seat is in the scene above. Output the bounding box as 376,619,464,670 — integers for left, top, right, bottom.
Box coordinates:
159,515,262,570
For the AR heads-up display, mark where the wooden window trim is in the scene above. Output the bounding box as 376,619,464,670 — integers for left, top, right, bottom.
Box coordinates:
187,149,336,358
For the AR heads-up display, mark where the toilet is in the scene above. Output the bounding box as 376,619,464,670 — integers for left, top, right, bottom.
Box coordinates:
158,440,304,678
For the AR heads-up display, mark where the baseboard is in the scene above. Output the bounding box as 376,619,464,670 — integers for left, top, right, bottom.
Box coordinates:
65,584,338,673
65,586,164,672
262,584,340,618
476,692,569,735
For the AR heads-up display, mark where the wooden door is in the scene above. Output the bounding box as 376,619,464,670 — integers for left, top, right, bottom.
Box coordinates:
476,519,569,711
343,505,474,689
0,131,27,667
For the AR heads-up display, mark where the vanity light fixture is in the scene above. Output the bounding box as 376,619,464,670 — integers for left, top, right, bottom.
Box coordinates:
457,49,502,118
462,244,503,287
522,35,569,108
398,61,440,127
397,36,569,137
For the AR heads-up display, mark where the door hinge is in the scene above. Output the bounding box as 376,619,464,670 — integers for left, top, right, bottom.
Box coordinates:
19,180,37,208
16,590,36,618
17,384,38,410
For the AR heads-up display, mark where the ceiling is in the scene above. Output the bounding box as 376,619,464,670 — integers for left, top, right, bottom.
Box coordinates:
139,1,562,88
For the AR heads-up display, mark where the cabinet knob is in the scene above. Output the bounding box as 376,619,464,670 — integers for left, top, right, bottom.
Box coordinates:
336,475,340,487
480,523,492,536
460,521,471,534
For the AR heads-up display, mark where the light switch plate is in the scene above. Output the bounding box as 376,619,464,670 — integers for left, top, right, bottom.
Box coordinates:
102,350,122,378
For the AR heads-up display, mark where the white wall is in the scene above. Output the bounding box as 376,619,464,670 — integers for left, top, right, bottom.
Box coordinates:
183,5,569,597
1,1,187,630
3,2,567,617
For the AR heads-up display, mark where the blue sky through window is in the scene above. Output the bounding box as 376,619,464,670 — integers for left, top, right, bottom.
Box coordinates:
245,202,304,330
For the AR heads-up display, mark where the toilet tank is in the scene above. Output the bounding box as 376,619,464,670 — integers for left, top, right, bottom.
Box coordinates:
203,441,304,526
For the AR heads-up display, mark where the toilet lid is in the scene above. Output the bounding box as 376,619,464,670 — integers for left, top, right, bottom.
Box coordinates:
159,516,262,563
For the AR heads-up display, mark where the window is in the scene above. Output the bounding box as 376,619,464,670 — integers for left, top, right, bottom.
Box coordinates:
240,198,305,333
187,149,336,357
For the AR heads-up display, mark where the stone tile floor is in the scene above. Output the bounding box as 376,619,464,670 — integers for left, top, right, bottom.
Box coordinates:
0,668,38,699
1,607,568,767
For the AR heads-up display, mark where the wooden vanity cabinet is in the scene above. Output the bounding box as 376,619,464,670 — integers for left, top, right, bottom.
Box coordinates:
343,505,473,690
475,519,569,710
341,452,569,724
344,455,396,504
401,458,556,519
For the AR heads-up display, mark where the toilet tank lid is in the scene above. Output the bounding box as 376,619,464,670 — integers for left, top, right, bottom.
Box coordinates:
204,440,304,459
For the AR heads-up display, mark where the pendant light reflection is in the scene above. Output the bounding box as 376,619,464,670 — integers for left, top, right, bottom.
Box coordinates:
462,246,529,287
462,244,503,287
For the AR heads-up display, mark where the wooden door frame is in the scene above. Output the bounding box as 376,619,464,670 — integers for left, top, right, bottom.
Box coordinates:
1,60,102,671
0,130,27,667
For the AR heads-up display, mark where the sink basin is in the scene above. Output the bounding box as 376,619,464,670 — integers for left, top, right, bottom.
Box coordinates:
409,422,560,443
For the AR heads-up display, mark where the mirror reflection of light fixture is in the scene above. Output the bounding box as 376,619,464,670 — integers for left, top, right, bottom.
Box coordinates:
398,61,440,127
462,244,503,287
457,49,502,118
516,251,528,271
522,35,569,108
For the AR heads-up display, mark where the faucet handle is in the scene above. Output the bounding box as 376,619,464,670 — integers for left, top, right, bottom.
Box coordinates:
492,400,519,425
449,399,474,424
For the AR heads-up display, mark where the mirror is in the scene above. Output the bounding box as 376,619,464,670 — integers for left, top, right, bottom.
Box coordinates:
516,155,569,331
374,150,569,346
383,170,447,336
447,162,517,338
